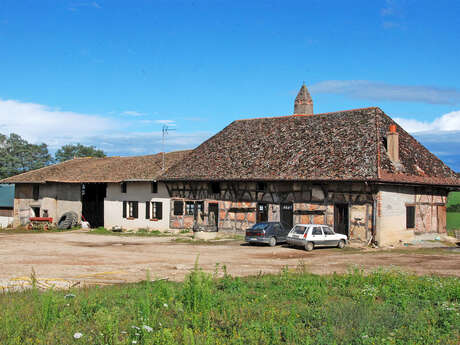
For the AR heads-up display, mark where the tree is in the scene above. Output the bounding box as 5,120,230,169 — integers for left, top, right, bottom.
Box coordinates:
0,133,53,179
54,143,106,162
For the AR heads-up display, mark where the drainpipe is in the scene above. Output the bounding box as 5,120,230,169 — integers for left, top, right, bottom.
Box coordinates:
372,197,377,246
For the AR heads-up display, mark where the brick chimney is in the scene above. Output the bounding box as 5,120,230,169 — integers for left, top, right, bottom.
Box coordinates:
387,124,399,162
294,83,313,115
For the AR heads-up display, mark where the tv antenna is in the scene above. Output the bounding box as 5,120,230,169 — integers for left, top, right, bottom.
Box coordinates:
162,124,176,170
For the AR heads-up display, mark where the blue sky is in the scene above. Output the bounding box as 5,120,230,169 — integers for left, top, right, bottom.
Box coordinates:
0,0,459,171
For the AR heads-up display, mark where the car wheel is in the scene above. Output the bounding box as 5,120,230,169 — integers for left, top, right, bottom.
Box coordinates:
337,240,345,249
269,237,276,247
305,241,314,251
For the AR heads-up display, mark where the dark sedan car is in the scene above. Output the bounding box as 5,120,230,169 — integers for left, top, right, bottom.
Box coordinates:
245,222,292,247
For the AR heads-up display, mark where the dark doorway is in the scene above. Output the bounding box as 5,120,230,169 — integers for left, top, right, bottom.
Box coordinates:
257,203,268,222
81,183,106,228
208,202,219,230
334,203,349,236
280,203,293,229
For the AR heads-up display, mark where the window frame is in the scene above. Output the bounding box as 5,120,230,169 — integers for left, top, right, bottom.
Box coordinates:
152,201,163,220
123,200,138,219
185,201,195,216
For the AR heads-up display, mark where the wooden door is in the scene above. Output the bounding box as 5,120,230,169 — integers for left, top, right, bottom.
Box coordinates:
437,205,446,233
280,203,293,229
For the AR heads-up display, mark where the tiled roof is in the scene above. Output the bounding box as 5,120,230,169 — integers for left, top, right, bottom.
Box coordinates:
161,107,460,187
0,150,190,184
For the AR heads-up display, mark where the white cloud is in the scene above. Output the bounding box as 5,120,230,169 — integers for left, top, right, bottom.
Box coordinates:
154,120,176,126
0,99,114,147
0,98,208,155
395,110,460,171
310,80,460,105
122,110,145,116
395,110,460,133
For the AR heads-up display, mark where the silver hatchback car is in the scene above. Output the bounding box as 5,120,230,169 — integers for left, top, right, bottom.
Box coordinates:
286,224,348,251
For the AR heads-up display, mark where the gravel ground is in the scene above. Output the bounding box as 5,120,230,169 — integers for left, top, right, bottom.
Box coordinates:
0,231,459,291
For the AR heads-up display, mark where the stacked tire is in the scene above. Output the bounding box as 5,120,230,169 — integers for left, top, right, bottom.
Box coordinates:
57,211,79,230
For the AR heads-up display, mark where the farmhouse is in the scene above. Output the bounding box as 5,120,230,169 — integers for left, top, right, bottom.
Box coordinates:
0,151,188,230
161,85,460,245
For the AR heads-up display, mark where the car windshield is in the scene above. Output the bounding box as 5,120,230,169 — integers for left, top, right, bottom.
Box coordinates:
251,223,269,231
293,225,307,234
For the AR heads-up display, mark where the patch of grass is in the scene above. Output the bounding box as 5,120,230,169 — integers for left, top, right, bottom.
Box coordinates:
363,247,460,255
447,212,460,232
1,267,459,344
89,227,170,237
447,192,460,233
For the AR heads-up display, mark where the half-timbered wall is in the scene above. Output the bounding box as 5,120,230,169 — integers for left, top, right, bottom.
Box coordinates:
165,181,375,239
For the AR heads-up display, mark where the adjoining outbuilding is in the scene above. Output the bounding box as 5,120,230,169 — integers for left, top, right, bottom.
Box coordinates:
161,85,460,246
0,184,14,228
0,151,189,230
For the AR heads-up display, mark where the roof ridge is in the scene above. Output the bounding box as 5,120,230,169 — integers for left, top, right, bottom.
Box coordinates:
235,107,380,122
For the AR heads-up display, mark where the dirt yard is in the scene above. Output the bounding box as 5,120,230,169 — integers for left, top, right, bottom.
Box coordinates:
1,231,459,290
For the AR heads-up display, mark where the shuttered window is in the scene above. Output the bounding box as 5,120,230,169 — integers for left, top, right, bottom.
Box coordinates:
123,201,138,219
406,206,415,229
145,201,150,219
153,202,162,219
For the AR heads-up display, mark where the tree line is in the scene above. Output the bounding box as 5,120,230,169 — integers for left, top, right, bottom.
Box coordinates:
0,133,106,179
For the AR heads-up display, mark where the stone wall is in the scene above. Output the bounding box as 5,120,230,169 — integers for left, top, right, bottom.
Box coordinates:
13,183,82,227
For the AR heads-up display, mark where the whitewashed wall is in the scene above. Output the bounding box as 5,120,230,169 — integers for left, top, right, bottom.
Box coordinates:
0,216,13,228
104,182,171,230
376,185,447,245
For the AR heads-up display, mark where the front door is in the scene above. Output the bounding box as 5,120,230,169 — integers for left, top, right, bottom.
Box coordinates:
334,203,349,237
437,205,446,233
257,203,268,222
280,203,293,229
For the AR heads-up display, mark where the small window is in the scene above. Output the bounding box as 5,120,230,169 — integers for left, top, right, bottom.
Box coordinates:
406,206,415,229
121,182,127,194
151,181,158,194
256,182,267,191
152,202,163,219
173,200,184,215
32,184,39,200
185,201,195,216
209,182,221,194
